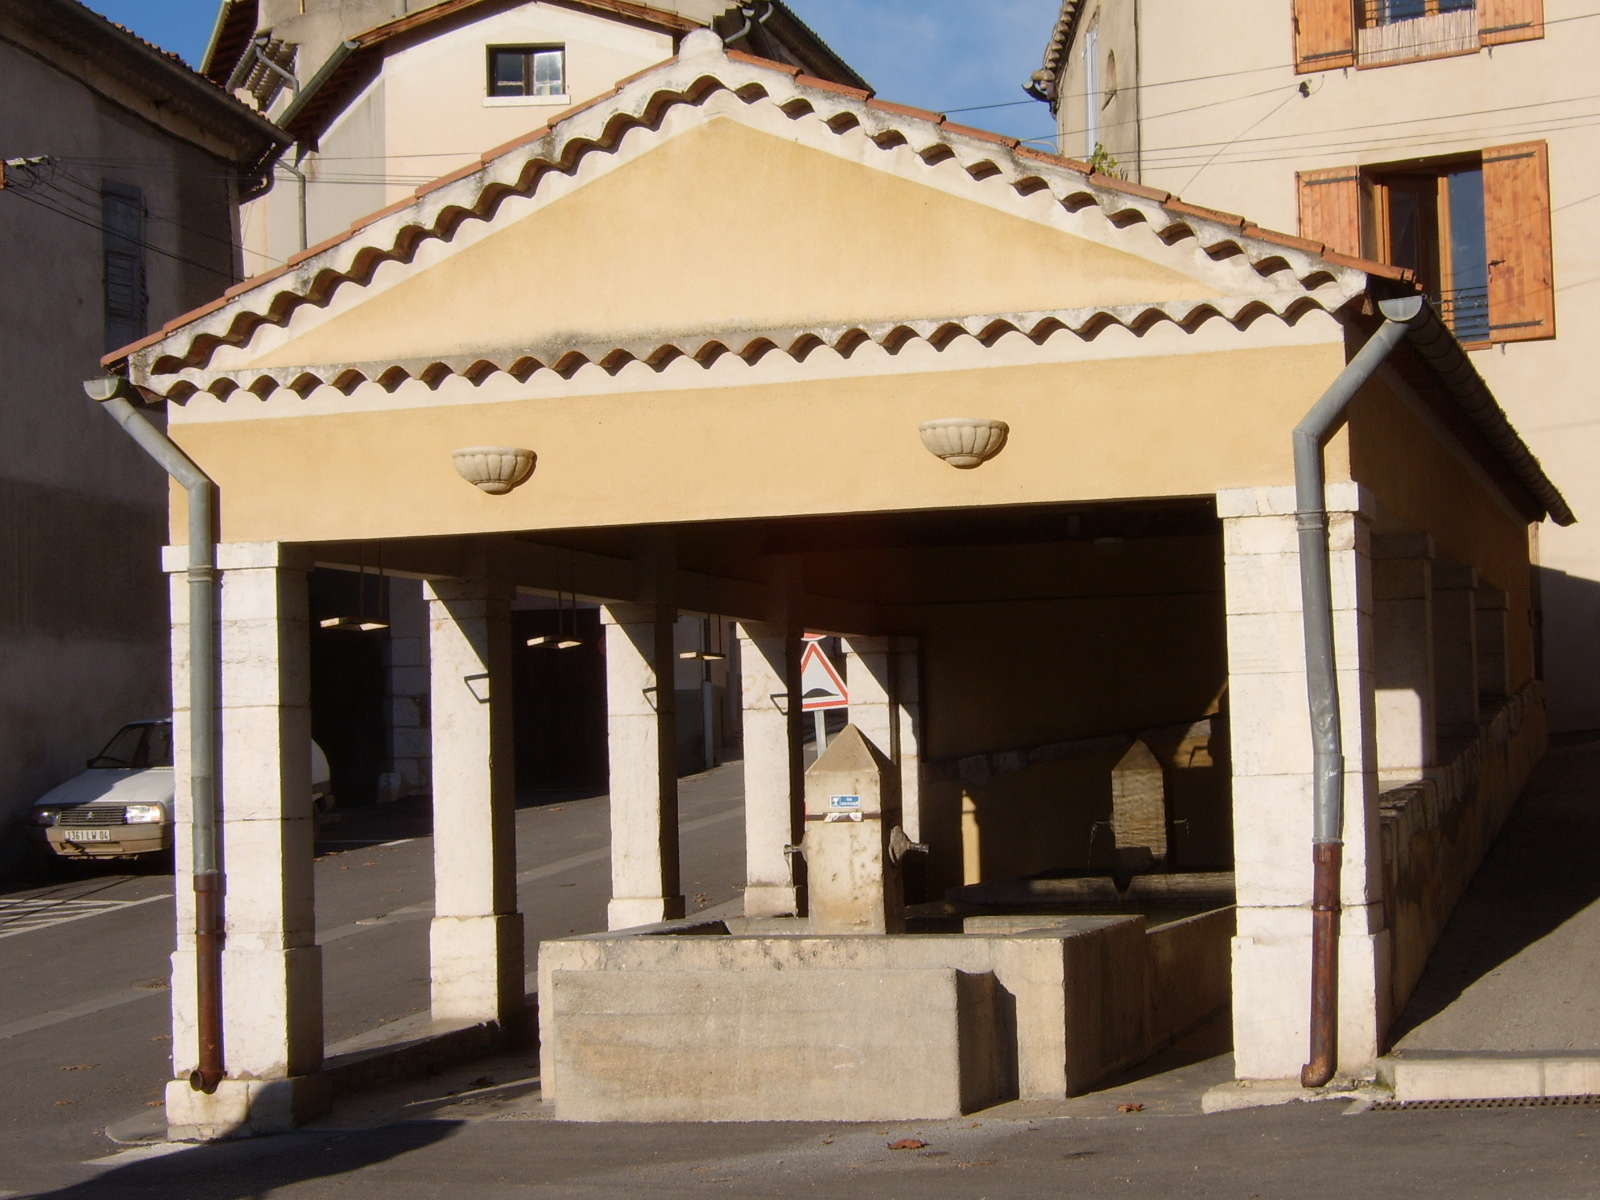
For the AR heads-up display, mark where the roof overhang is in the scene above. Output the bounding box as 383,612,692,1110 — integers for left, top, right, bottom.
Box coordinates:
7,0,289,168
103,32,1569,529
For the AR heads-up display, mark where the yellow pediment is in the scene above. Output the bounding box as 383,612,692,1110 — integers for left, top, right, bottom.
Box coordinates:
248,116,1221,370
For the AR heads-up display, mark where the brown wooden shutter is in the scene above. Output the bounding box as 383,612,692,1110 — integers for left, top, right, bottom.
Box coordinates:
1483,140,1555,343
1298,167,1362,258
1293,0,1355,73
1480,0,1544,47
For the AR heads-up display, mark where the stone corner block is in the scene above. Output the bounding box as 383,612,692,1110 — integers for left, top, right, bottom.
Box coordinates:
164,1074,331,1141
216,543,311,573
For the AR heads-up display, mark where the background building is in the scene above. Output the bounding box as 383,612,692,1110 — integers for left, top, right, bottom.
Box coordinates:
0,0,286,869
188,0,864,801
1033,0,1598,730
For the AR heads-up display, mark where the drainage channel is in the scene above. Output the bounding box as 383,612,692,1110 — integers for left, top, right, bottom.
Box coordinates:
1370,1095,1600,1111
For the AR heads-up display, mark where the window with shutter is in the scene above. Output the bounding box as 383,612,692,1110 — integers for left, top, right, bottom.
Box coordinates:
1293,0,1356,72
1483,141,1554,342
1479,0,1543,45
1302,144,1555,346
101,184,147,354
1297,167,1362,258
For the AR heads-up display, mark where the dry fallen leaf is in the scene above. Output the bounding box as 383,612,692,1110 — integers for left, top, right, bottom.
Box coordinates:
1117,1103,1145,1114
150,1035,172,1042
888,1139,928,1151
60,1064,98,1072
53,1101,74,1107
145,1101,165,1108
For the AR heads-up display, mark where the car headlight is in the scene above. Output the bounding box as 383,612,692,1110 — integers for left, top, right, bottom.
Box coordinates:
124,804,166,825
31,808,58,827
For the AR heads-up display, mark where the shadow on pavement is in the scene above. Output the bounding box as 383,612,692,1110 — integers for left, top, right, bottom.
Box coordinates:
1388,735,1600,1043
20,1121,461,1200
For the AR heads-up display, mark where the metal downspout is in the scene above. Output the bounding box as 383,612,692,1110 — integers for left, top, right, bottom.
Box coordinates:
84,377,224,1095
1292,294,1424,1087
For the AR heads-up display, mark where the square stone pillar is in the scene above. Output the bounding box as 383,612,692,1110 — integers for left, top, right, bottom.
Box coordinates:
1372,533,1436,787
842,637,924,843
1217,486,1388,1082
425,574,523,1027
1476,582,1511,714
603,603,684,928
1432,560,1479,741
737,622,804,918
164,543,326,1137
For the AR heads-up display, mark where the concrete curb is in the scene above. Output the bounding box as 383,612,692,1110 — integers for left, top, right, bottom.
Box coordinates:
1379,1053,1600,1103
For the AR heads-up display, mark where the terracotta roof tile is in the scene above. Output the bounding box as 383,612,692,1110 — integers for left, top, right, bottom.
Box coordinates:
103,327,171,368
725,49,800,76
1014,144,1092,175
223,264,290,299
1162,198,1248,232
866,97,945,124
288,231,357,267
1323,249,1415,283
1091,173,1169,203
613,57,679,90
549,87,624,128
793,73,872,100
940,122,1020,149
163,294,231,330
1242,223,1325,256
348,198,420,236
413,160,485,199
128,50,1404,367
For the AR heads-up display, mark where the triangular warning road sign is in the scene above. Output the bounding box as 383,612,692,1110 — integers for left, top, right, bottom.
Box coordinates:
799,641,849,711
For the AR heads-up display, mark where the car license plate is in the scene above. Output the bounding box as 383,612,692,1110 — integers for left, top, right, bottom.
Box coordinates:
65,829,115,842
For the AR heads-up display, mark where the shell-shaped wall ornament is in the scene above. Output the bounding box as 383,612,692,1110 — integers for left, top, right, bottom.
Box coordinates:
452,446,536,495
918,418,1010,469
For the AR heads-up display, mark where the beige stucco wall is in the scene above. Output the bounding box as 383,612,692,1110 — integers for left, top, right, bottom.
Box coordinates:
1349,370,1538,692
1055,0,1596,726
244,118,1220,370
167,341,1344,545
1053,0,1141,169
243,1,677,271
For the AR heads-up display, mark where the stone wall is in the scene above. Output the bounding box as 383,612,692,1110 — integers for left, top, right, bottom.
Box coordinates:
538,905,1235,1121
1380,682,1548,1025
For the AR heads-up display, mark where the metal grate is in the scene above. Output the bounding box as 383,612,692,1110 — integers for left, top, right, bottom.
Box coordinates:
56,806,128,827
1371,1094,1600,1111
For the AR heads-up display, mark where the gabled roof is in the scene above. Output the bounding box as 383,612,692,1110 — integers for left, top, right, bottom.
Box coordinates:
111,32,1410,383
7,0,290,170
232,0,866,142
107,33,1571,527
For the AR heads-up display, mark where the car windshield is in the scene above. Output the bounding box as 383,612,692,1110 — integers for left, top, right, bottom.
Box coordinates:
90,723,174,769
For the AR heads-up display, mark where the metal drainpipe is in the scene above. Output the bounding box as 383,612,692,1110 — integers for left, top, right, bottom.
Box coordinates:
1292,294,1424,1088
84,377,224,1095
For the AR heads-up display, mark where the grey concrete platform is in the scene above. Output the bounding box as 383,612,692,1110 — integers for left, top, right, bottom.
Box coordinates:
1380,735,1600,1100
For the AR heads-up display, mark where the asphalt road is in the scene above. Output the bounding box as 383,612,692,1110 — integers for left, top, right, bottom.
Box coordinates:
0,761,748,1195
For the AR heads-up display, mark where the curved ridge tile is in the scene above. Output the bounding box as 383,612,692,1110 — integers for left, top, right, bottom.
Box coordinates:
120,48,1398,385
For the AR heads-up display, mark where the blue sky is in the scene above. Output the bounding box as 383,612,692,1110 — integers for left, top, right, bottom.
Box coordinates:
83,0,1063,145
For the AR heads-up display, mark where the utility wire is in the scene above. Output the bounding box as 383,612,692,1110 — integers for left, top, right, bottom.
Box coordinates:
1,185,237,282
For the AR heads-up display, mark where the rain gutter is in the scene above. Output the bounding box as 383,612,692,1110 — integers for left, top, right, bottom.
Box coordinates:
1292,293,1425,1088
84,376,224,1095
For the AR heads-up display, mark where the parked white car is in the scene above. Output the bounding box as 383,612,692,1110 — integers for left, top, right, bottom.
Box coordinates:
29,720,332,860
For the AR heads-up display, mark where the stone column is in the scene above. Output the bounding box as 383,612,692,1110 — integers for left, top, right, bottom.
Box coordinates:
842,636,924,842
381,579,431,803
737,622,804,918
603,603,684,928
1476,583,1511,715
425,573,523,1027
1217,486,1388,1082
1432,560,1479,742
1372,533,1436,788
166,543,325,1136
